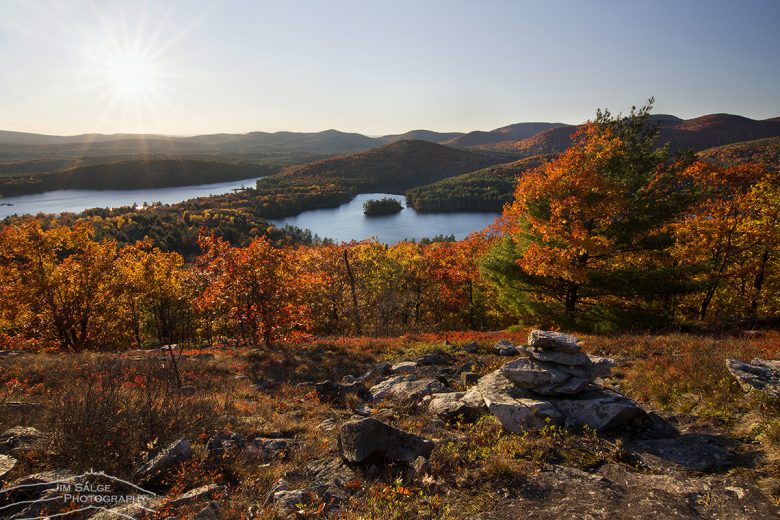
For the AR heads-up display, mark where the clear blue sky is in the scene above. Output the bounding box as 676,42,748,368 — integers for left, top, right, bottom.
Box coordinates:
0,0,778,135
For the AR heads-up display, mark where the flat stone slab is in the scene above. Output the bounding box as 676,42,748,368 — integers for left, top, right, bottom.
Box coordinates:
726,358,780,397
369,374,447,401
549,389,645,431
390,361,418,374
628,434,737,473
528,330,582,353
530,349,592,367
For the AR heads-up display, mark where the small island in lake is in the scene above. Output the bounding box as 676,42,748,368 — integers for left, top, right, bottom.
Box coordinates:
363,197,404,216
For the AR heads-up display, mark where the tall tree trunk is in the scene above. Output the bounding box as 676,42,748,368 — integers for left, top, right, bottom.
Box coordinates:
565,283,578,314
343,250,362,334
750,248,770,316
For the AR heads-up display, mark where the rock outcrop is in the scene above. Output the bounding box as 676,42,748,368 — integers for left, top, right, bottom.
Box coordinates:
428,330,646,432
726,358,780,398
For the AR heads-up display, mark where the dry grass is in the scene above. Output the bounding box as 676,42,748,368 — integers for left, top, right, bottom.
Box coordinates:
1,329,779,516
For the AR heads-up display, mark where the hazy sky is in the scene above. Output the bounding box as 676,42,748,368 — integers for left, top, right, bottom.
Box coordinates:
1,0,778,136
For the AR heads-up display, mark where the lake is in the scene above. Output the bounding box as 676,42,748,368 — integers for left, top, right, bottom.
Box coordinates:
0,177,264,219
273,193,499,243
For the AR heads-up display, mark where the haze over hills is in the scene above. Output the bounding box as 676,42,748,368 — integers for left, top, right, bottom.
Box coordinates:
3,112,780,163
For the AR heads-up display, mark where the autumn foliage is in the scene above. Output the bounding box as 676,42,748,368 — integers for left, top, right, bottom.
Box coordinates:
0,103,777,350
483,101,778,329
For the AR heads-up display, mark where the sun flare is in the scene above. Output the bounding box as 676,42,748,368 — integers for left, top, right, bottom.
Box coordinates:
107,52,154,95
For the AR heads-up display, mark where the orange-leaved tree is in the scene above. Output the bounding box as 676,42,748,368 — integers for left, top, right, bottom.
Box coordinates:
194,233,311,347
672,162,779,319
482,101,699,328
0,222,122,350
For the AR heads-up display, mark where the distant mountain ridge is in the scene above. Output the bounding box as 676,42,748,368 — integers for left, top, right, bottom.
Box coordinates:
481,114,780,155
3,113,779,161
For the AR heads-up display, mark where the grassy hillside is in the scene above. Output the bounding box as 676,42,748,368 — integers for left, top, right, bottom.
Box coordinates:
405,156,546,212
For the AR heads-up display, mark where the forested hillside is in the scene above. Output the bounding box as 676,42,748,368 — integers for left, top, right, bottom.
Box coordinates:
405,156,546,212
0,159,276,197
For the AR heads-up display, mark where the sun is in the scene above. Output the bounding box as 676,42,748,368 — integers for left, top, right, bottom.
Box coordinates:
107,52,155,95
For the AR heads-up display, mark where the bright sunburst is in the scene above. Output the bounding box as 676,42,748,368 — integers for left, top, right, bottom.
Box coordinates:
107,52,155,95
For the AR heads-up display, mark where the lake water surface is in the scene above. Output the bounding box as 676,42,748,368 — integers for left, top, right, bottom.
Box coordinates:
273,193,499,243
0,186,498,244
0,177,264,219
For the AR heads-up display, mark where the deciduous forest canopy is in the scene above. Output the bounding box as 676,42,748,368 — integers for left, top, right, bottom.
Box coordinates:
1,102,777,351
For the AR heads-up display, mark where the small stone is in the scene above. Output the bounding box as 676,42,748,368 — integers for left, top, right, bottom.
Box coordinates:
193,501,221,520
0,453,16,479
136,438,193,480
404,456,431,483
588,356,615,378
416,351,453,365
460,371,480,386
461,341,479,353
169,484,222,507
206,432,245,460
179,385,197,395
494,340,517,356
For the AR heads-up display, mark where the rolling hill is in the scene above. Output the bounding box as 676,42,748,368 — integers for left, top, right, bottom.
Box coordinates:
405,155,547,212
698,136,780,171
379,130,464,144
443,122,568,148
248,140,516,218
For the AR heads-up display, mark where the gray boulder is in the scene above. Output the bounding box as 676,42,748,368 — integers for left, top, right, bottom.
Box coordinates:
726,358,780,398
549,389,645,431
337,418,434,463
428,392,481,421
